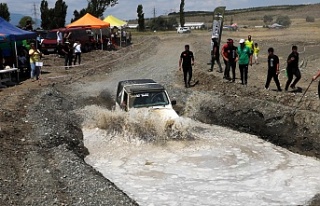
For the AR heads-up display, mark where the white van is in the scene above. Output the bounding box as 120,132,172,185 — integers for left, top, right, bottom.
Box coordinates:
177,27,191,34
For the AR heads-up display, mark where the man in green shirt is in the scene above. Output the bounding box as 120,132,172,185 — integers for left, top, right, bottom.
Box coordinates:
237,39,252,85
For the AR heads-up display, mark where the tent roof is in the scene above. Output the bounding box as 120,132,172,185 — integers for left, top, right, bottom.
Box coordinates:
0,17,37,42
66,13,110,29
103,15,127,27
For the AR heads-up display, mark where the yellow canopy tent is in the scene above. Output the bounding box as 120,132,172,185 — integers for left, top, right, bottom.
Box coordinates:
66,13,110,49
103,15,127,46
103,15,127,27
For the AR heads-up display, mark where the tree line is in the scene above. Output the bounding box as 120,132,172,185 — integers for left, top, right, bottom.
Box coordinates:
0,0,118,30
0,0,186,32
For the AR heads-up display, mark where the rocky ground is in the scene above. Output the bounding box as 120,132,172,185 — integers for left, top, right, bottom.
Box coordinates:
0,28,320,205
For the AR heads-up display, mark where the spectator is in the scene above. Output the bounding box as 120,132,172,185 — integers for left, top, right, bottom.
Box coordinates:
265,47,282,91
56,30,63,57
285,45,300,91
253,42,260,64
237,39,252,85
0,48,3,70
312,70,320,99
122,30,127,45
73,39,82,65
64,31,72,42
221,38,238,82
57,30,63,44
179,44,195,88
25,19,33,31
28,43,42,80
209,36,223,73
245,35,254,54
61,42,73,69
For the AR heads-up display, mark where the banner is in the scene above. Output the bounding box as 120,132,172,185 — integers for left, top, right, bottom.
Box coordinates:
211,6,226,50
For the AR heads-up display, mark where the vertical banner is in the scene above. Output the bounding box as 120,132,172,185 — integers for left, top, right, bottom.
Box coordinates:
211,6,226,58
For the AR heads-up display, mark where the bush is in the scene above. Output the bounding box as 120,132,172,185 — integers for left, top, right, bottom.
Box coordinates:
263,15,273,24
276,15,291,27
306,16,315,22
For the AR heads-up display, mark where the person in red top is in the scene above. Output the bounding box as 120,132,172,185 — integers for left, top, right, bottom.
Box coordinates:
221,38,238,81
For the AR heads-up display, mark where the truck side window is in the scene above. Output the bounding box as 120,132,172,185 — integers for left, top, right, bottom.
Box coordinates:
121,92,128,109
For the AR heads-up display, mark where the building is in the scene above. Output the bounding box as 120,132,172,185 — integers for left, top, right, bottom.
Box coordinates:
178,22,205,30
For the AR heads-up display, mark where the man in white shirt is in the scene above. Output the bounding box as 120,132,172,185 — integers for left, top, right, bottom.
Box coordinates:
73,40,82,65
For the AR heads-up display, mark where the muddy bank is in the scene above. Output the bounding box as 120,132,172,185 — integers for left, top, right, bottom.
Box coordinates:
182,91,320,158
18,87,137,205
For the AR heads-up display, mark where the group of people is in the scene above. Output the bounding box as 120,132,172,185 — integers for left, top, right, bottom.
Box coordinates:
179,35,320,99
209,35,257,85
215,35,304,92
59,40,82,69
56,31,82,68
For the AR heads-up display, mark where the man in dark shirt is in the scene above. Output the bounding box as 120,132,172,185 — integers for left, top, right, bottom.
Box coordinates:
221,38,238,81
61,42,73,69
285,45,300,91
179,44,194,88
209,37,222,72
265,47,282,91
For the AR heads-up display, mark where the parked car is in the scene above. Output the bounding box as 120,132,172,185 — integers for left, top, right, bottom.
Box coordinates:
41,27,93,55
177,27,191,34
115,79,179,120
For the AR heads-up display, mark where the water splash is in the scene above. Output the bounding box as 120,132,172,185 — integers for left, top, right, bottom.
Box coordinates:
79,105,200,143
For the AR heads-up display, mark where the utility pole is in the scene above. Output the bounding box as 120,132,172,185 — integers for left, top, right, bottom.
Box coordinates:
32,2,38,28
153,7,156,18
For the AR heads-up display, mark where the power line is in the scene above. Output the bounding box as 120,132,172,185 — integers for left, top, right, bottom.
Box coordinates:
32,2,39,27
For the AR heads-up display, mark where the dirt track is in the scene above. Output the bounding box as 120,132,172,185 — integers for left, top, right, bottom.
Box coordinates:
0,29,320,205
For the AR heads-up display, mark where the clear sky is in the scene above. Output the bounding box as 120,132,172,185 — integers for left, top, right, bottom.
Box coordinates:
3,0,320,23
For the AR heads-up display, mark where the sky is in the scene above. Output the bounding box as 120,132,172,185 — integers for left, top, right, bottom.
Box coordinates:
3,0,320,23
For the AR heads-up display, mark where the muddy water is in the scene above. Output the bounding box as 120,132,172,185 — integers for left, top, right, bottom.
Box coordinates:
81,106,320,205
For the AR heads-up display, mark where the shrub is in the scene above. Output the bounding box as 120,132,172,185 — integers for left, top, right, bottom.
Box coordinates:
306,16,315,22
263,15,273,24
276,15,291,27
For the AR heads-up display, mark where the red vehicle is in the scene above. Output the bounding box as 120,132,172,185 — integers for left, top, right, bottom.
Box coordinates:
41,27,93,55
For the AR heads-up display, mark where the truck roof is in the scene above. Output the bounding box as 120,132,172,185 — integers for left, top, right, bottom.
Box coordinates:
117,79,165,95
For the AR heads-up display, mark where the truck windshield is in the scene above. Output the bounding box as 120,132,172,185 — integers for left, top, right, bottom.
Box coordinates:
129,91,169,108
45,31,58,40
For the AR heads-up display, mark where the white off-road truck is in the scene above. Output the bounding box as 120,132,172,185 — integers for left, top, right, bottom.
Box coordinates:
115,79,179,120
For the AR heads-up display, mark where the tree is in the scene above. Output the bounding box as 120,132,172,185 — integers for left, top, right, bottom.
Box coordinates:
179,0,185,27
53,0,68,28
40,0,51,29
19,16,34,28
263,15,273,25
276,15,291,27
40,0,67,29
86,0,118,18
167,16,178,30
72,0,118,22
137,4,145,31
0,3,10,22
71,9,86,22
230,16,233,25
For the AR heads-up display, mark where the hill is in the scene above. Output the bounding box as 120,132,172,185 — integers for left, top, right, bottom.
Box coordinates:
131,4,320,28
